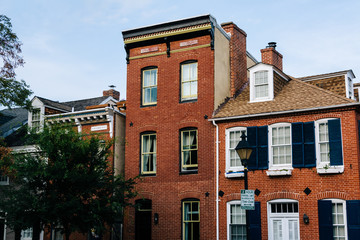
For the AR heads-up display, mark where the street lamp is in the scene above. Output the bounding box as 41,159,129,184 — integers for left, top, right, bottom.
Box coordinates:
235,132,253,240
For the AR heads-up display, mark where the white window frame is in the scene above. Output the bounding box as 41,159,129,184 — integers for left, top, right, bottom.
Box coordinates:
0,175,9,185
249,64,274,103
181,62,198,101
227,200,246,240
21,228,33,240
315,118,344,174
345,71,355,100
225,127,247,178
142,68,158,106
326,198,348,240
267,123,293,176
267,199,300,240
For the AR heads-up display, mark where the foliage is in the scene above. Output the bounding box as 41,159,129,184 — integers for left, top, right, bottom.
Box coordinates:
0,124,137,240
0,15,32,108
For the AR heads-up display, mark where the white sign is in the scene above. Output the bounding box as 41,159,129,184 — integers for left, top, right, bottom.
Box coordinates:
241,189,255,210
91,125,108,131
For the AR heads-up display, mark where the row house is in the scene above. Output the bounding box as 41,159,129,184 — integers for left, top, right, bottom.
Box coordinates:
122,14,360,240
0,89,126,240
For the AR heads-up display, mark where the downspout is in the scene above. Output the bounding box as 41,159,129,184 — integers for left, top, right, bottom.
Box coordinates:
212,119,219,240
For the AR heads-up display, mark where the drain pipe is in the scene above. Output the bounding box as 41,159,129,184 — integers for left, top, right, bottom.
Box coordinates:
212,119,219,240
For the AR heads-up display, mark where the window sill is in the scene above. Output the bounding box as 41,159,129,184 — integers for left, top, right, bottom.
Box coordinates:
266,168,293,176
317,166,344,174
225,171,244,178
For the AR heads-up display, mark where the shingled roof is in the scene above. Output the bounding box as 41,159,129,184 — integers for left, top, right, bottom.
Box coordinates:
213,77,356,120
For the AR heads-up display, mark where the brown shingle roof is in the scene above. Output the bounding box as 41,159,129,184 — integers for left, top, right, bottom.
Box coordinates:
213,77,355,119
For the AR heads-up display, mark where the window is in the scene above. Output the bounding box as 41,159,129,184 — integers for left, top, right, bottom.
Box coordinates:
268,199,300,240
269,123,292,169
315,118,343,173
348,77,353,99
227,201,246,240
182,200,200,240
141,133,156,175
0,174,8,185
332,200,347,240
181,129,198,172
21,228,33,240
31,108,41,131
135,199,152,240
52,228,63,240
181,62,198,101
254,71,269,99
142,68,157,106
226,127,246,177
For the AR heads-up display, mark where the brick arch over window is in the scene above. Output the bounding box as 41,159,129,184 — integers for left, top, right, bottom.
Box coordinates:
179,191,202,200
316,191,350,200
264,191,301,201
223,193,242,202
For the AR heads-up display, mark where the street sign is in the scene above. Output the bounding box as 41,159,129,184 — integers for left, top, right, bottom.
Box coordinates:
241,189,255,210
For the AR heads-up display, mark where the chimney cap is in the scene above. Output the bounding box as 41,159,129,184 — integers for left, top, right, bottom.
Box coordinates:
267,42,277,49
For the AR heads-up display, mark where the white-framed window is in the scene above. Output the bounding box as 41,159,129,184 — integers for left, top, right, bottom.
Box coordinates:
181,129,198,172
225,127,246,177
254,71,269,99
21,228,33,240
348,77,353,99
330,199,348,240
227,201,246,240
181,62,198,101
142,68,158,106
141,132,157,175
269,123,292,170
315,118,344,174
31,108,41,132
0,174,9,185
267,199,300,240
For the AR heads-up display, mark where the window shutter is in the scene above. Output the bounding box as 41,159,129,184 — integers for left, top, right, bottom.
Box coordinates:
318,200,334,240
328,119,343,166
292,122,304,167
257,126,268,169
346,200,360,239
247,127,258,170
303,121,316,167
248,201,261,240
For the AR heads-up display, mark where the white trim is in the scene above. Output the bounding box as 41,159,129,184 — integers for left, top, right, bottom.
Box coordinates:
211,120,220,240
268,122,293,174
267,199,300,240
227,200,246,240
346,73,355,99
249,64,274,102
225,127,246,176
315,118,344,174
325,199,348,240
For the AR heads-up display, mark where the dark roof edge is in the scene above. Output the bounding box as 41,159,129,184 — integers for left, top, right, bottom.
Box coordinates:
122,14,216,39
210,102,360,122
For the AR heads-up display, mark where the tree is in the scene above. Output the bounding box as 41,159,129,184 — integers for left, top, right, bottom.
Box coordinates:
0,15,32,108
0,124,137,240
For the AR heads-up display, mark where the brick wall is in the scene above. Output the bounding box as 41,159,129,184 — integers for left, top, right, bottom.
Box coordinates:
217,108,360,240
124,34,216,240
261,47,283,71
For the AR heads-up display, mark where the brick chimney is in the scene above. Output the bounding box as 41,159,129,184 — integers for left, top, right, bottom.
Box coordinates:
103,89,120,101
261,42,283,71
221,22,247,96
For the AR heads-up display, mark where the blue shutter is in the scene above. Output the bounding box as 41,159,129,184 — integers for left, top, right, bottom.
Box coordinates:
346,200,360,239
248,201,261,240
328,119,343,166
247,127,258,170
303,122,316,167
257,126,268,169
292,122,304,167
318,200,334,240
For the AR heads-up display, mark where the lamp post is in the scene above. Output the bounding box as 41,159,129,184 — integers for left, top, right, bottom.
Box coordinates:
235,132,253,240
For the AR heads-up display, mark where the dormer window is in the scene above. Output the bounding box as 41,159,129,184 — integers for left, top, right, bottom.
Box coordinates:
31,108,41,131
254,71,269,99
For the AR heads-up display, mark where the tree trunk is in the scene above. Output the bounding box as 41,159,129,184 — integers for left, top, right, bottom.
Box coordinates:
32,219,41,240
14,227,21,240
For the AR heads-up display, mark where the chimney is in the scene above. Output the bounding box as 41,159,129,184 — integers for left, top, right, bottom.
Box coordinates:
221,22,247,96
261,42,283,71
103,89,120,101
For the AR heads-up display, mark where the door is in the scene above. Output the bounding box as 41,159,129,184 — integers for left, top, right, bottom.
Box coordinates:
135,199,152,240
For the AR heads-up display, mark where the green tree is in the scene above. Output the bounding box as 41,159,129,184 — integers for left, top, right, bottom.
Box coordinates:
0,15,32,108
0,124,137,240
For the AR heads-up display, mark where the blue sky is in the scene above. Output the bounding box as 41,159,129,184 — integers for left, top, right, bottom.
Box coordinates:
2,0,360,103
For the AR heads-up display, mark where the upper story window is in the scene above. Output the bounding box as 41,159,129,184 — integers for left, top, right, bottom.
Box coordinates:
348,77,353,99
182,199,200,240
31,108,41,131
181,61,198,101
141,132,157,175
142,67,158,106
181,129,198,173
225,127,246,177
269,123,292,170
254,71,269,99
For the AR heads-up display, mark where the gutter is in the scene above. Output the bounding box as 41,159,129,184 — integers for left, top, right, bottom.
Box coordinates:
211,102,360,122
211,120,220,240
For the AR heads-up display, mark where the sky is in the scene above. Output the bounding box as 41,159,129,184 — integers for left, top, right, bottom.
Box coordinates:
2,0,360,103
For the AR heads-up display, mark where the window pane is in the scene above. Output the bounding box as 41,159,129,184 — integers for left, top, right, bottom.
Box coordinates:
183,65,190,81
144,71,150,86
183,82,190,97
151,87,157,103
190,81,197,96
150,69,157,85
